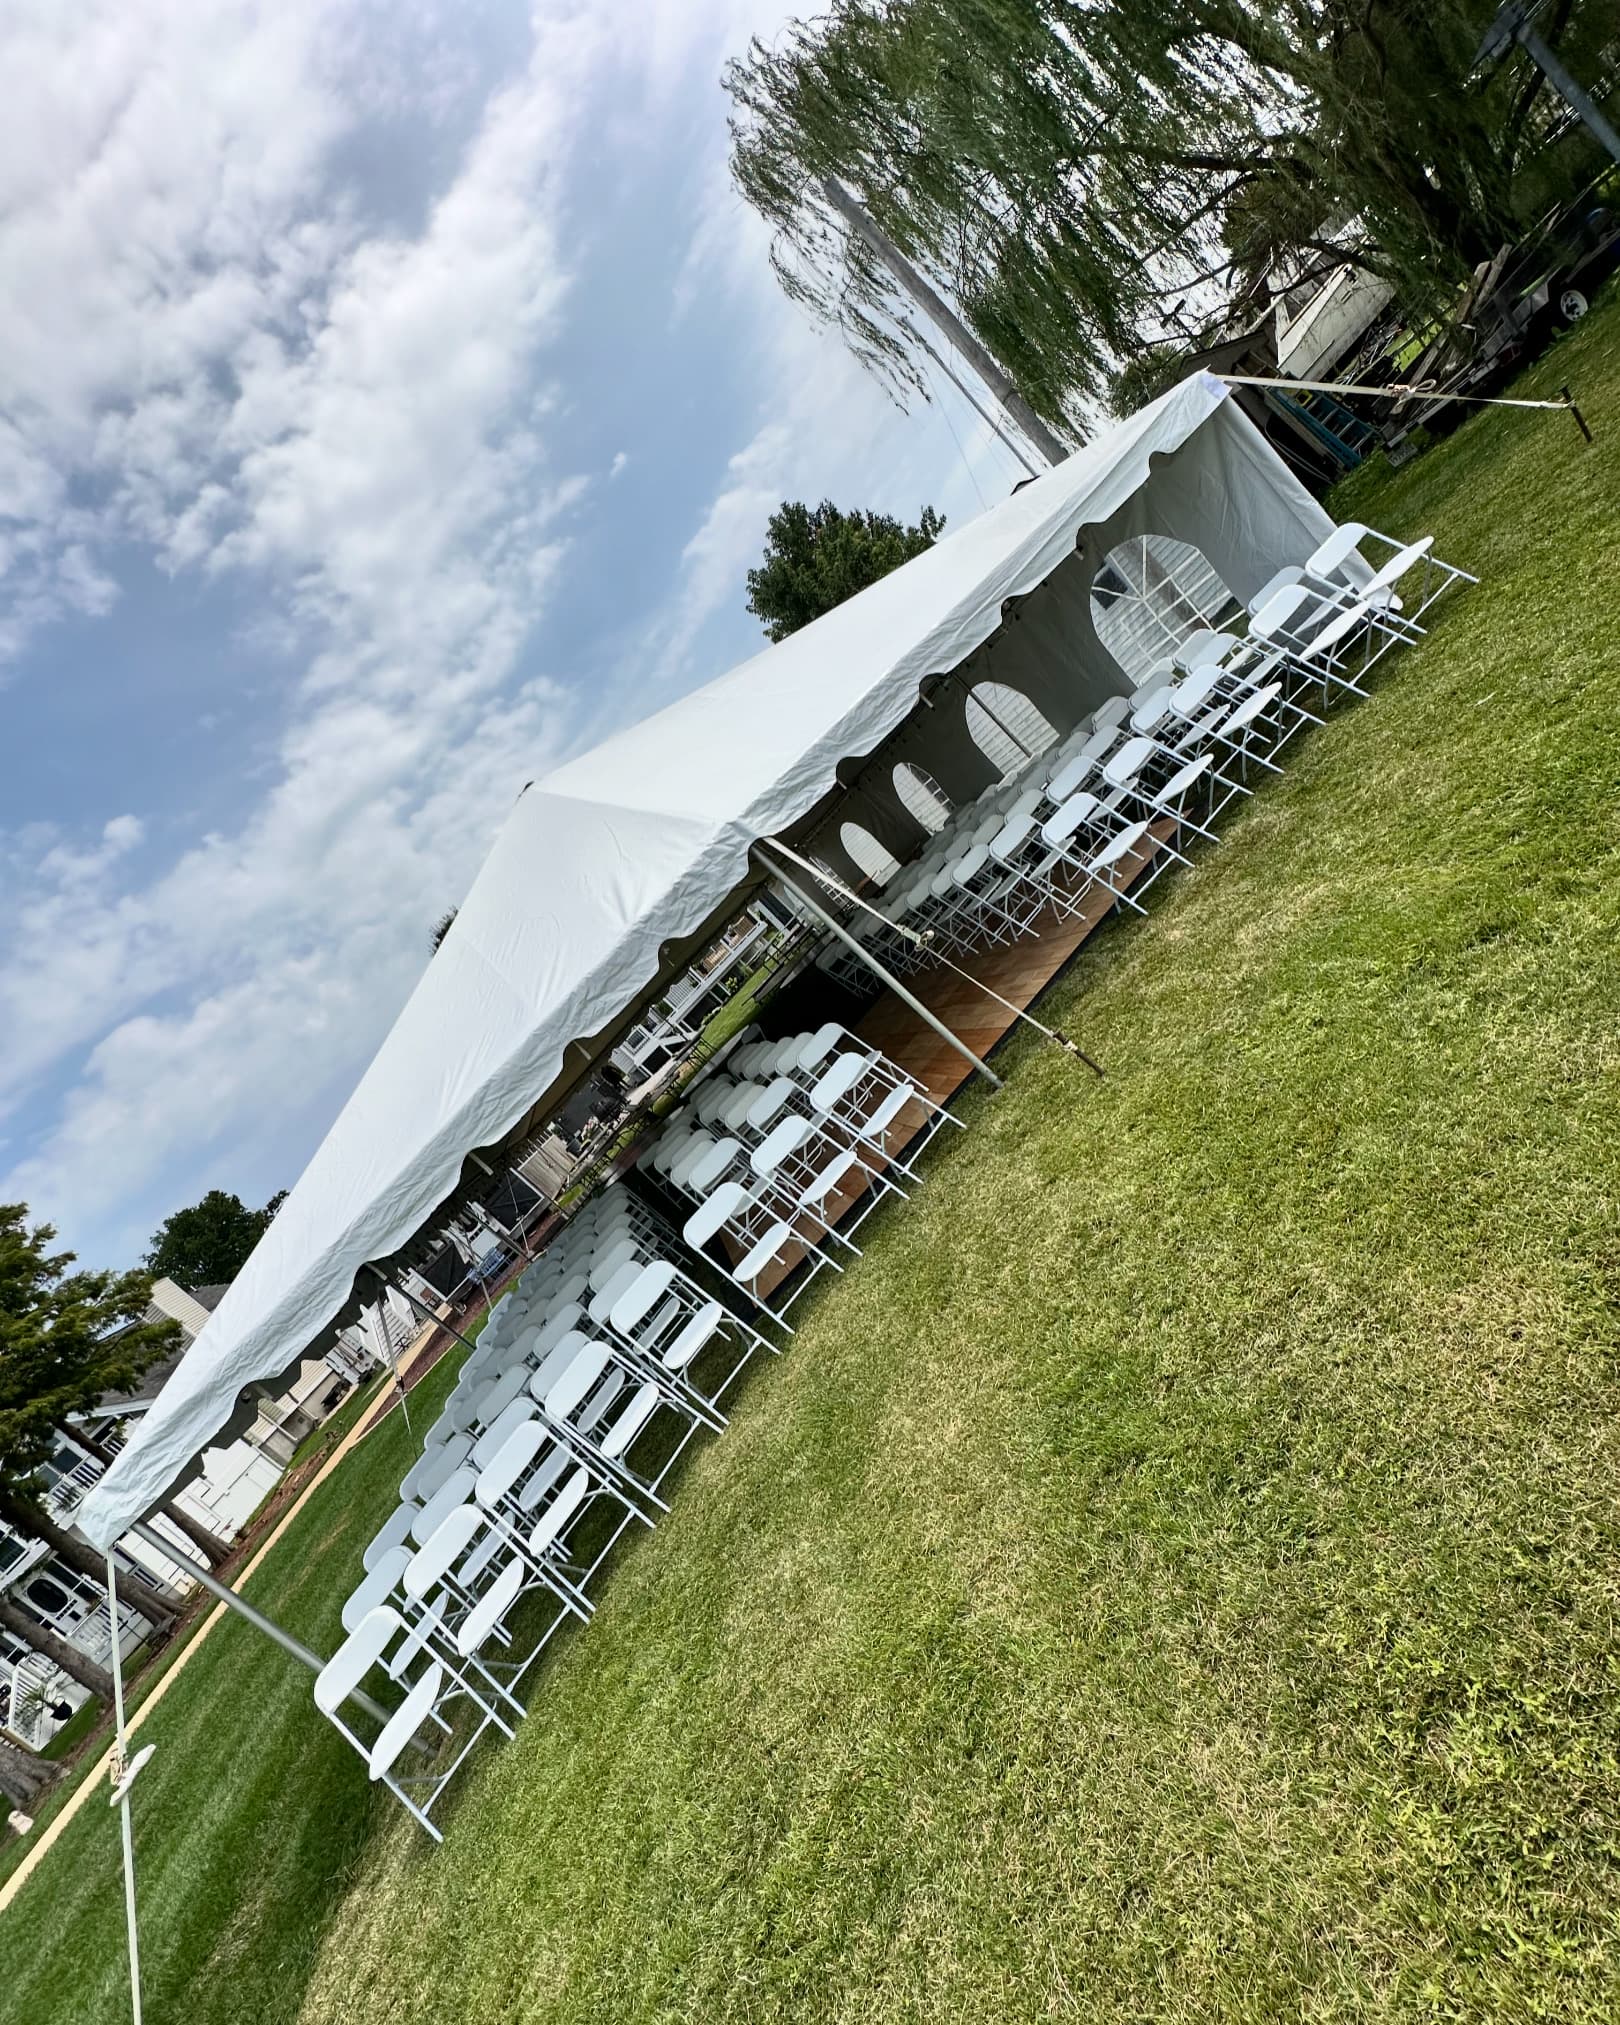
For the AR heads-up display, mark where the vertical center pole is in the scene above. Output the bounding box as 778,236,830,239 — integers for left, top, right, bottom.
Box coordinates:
103,1555,143,2025
369,1265,485,1361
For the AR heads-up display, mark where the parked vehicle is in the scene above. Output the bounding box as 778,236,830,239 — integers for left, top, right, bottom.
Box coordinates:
1385,195,1619,451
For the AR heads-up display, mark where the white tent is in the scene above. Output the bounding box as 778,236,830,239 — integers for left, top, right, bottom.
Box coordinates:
79,372,1333,1552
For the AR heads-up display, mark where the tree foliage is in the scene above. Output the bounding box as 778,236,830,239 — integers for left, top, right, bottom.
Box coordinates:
144,1188,286,1291
746,498,945,641
726,0,1611,431
1,1206,180,1483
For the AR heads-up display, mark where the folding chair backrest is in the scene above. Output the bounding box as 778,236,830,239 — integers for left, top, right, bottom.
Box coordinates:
314,1607,398,1716
342,1546,412,1633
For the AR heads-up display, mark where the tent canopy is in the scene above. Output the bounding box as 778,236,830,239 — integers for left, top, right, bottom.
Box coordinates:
79,372,1332,1552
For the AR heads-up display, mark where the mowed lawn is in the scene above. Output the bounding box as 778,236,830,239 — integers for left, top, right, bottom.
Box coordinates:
6,296,1620,2024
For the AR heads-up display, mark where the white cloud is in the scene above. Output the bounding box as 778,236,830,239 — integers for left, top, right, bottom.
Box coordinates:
0,4,608,1244
1,0,1016,1266
643,421,792,688
635,144,1023,704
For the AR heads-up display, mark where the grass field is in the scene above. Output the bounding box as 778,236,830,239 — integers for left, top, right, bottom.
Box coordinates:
4,296,1619,2023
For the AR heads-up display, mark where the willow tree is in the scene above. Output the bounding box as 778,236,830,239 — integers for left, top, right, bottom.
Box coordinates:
727,0,1234,436
726,0,1604,429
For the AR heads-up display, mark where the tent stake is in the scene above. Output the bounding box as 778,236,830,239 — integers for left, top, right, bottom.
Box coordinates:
754,842,1003,1091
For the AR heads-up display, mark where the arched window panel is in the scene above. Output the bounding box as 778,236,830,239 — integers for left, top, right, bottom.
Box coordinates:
892,763,952,834
838,822,901,889
1088,535,1238,681
965,681,1058,780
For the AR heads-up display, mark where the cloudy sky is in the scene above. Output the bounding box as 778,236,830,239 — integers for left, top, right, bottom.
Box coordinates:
0,0,1023,1267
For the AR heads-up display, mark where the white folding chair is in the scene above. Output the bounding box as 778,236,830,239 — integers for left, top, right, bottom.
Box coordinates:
313,1604,506,1843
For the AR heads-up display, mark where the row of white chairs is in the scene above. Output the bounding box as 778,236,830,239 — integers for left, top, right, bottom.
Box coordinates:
649,1023,961,1322
831,516,1471,981
316,1187,775,1837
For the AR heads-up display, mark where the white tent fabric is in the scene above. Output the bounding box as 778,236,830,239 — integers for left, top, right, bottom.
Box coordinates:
79,372,1330,1551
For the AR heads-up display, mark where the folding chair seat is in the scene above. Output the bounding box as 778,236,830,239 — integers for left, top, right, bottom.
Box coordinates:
410,1465,479,1547
537,1329,706,1507
682,1179,833,1326
470,1395,539,1473
1091,692,1131,733
412,1432,473,1505
343,1546,412,1633
405,1502,575,1712
1208,681,1289,775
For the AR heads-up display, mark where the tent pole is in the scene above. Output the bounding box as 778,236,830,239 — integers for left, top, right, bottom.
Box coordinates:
366,1295,413,1436
754,843,1003,1092
470,1154,536,1261
129,1524,323,1675
104,1556,143,2025
129,1522,397,1727
368,1265,484,1362
470,1195,532,1266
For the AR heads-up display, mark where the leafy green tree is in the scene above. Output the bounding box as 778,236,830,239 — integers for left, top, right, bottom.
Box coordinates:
726,0,1607,434
746,499,945,641
145,1187,286,1290
1108,343,1189,418
0,1206,184,1698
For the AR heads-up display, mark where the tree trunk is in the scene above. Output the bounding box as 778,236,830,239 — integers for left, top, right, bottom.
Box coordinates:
0,1594,113,1702
59,1424,233,1569
155,1499,233,1570
0,1489,178,1628
0,1739,58,1811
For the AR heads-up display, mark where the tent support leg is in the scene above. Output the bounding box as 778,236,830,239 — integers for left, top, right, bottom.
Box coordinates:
369,1266,484,1362
131,1524,323,1673
754,844,1003,1092
105,1556,143,2025
128,1523,390,1728
470,1155,536,1261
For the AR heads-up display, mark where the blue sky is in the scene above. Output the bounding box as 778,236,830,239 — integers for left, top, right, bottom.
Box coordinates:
0,0,1025,1267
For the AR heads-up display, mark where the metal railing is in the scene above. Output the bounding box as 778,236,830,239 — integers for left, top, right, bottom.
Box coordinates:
41,1451,104,1522
1,1651,74,1752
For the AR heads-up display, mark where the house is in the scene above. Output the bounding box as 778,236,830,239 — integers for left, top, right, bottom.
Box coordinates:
611,903,790,1086
0,1436,173,1753
0,1274,382,1753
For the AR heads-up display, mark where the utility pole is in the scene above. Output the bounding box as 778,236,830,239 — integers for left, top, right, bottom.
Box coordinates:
820,177,1074,468
1478,3,1620,164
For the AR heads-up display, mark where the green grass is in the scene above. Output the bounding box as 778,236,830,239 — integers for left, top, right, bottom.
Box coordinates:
39,1695,107,1764
6,298,1620,2023
284,1371,388,1473
0,1348,469,1982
